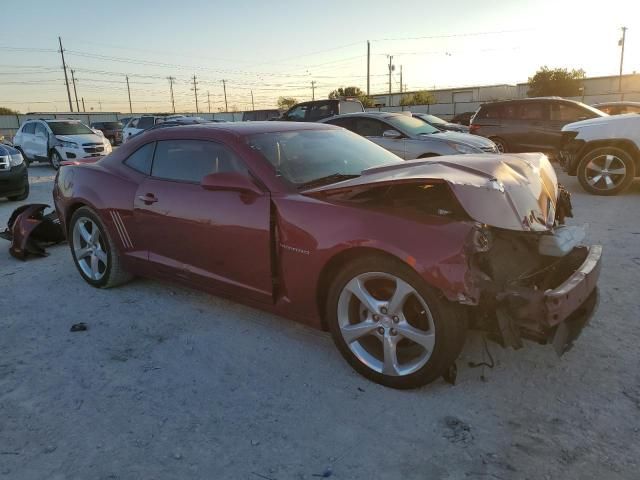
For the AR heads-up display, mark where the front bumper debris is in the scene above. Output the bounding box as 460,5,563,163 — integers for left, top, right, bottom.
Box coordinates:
494,245,602,354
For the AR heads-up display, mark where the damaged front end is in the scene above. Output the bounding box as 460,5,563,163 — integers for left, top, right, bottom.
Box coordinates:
305,152,602,355
468,225,601,355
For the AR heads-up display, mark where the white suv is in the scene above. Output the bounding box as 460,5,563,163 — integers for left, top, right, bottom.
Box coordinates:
13,119,112,169
560,113,640,195
122,115,184,143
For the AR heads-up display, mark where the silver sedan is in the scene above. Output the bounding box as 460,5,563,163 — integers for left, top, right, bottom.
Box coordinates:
321,112,498,159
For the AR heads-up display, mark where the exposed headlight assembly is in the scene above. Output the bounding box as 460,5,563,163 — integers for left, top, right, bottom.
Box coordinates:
471,224,493,252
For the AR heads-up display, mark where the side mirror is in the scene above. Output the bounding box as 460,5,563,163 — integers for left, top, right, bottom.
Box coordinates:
382,129,402,139
201,172,262,195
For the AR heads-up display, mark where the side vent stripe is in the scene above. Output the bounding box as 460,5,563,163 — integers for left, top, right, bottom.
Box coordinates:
109,210,133,249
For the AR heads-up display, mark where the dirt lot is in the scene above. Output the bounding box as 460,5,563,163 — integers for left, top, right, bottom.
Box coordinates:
1,163,639,480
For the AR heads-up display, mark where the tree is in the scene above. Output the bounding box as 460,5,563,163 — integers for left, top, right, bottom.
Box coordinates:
328,86,374,107
0,107,18,115
277,96,298,110
400,90,435,106
527,66,586,97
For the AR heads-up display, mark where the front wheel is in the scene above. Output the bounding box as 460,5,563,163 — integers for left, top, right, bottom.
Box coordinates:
49,149,63,170
326,255,467,389
69,207,132,288
577,147,636,196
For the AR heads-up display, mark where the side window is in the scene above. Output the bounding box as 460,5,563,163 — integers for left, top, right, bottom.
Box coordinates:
22,122,36,134
129,118,139,129
137,117,155,129
519,103,545,120
35,123,48,137
354,118,386,137
307,103,333,121
551,104,592,122
151,140,247,183
479,105,502,119
286,104,309,121
326,117,355,131
124,142,155,175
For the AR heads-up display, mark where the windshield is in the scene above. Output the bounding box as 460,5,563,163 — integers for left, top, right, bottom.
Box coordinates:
387,115,440,136
47,121,95,136
418,114,447,125
247,129,402,187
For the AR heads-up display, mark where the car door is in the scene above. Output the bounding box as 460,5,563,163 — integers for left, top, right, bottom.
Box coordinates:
33,122,49,158
307,102,336,122
133,138,273,303
123,117,140,142
353,117,406,158
18,122,36,157
513,102,550,151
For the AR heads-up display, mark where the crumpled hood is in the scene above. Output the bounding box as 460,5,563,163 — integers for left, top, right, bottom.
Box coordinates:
304,152,558,232
427,130,496,149
56,133,103,144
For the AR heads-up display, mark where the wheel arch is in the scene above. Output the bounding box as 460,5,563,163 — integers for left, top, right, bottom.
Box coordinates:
577,139,640,171
316,246,419,330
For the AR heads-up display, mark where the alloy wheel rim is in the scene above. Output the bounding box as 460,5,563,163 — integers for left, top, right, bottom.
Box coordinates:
337,272,436,377
585,154,626,190
494,141,505,153
73,217,108,280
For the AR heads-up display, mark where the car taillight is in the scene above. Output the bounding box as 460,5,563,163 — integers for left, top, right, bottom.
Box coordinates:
469,124,480,135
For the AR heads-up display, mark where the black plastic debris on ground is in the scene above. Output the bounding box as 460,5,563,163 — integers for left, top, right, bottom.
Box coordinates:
70,323,88,332
0,204,65,260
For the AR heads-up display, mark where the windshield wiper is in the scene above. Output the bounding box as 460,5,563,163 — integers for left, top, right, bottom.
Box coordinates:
298,173,360,190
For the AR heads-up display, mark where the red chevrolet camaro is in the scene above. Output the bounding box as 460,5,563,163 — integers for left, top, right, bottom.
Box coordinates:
54,122,602,389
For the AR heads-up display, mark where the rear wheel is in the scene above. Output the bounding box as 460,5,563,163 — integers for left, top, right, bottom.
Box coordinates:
326,255,467,389
577,146,636,196
69,207,132,288
490,137,508,153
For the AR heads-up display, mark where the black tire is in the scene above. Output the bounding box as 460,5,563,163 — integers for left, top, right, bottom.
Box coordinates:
8,182,29,201
49,149,63,170
69,206,133,288
326,255,467,389
577,146,636,196
490,137,508,153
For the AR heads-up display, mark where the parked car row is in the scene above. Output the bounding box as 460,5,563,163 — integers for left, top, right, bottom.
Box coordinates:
467,96,639,195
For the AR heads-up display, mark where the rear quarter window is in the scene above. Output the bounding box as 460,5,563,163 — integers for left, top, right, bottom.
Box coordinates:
124,142,155,175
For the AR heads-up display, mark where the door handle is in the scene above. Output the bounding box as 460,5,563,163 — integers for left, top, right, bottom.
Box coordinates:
137,194,158,205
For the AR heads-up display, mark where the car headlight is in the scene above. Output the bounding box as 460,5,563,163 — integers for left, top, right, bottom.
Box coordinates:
9,153,24,166
59,140,79,149
449,142,479,154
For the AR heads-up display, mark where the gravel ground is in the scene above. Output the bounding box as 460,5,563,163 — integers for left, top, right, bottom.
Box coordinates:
1,163,639,480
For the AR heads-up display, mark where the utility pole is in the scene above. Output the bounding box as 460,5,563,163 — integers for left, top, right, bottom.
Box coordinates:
168,76,176,113
311,80,316,100
81,97,85,112
98,99,102,112
367,40,370,96
126,76,132,113
207,91,211,113
400,65,403,95
70,69,80,112
58,37,73,112
251,90,255,111
619,26,628,99
222,79,228,112
192,75,199,113
387,55,394,107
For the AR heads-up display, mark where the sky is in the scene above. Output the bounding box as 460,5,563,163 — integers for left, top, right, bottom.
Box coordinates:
1,0,639,113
